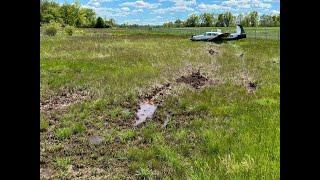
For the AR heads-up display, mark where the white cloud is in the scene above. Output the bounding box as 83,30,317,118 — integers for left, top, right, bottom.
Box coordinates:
153,6,194,14
198,3,231,12
270,10,280,15
158,0,196,6
132,9,144,13
87,0,113,8
121,7,130,11
153,0,195,14
222,0,272,9
120,1,160,9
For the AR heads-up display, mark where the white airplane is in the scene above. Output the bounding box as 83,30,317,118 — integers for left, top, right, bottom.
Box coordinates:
190,24,246,42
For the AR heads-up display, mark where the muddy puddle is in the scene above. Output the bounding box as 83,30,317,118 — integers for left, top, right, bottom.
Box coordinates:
134,71,210,126
134,101,157,126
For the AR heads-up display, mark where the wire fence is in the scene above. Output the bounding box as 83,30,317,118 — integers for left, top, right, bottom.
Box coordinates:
40,26,280,40
149,26,280,40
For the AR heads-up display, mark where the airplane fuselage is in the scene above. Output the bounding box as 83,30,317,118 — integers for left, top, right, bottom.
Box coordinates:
190,24,246,42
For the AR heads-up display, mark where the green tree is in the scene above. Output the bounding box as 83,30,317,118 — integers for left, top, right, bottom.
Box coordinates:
223,12,234,27
185,14,200,27
95,17,105,28
59,3,79,26
248,11,259,27
200,13,213,27
174,19,183,27
260,14,272,26
82,8,96,27
40,0,62,24
105,18,116,27
216,13,225,27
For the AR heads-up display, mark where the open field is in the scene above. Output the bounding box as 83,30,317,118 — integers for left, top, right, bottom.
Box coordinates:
99,27,280,40
40,28,280,179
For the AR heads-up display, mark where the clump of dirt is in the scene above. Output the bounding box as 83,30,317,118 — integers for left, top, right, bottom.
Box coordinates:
133,70,211,127
238,71,258,94
208,49,218,55
88,135,104,145
40,90,89,112
176,70,208,89
140,82,171,101
247,81,257,93
40,168,54,179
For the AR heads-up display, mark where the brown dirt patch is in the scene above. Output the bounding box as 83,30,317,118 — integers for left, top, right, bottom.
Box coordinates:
208,49,218,55
176,70,209,89
238,71,257,93
139,82,171,102
247,81,257,93
40,90,89,112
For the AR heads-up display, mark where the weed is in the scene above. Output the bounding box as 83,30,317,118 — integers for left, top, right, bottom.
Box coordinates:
135,167,153,180
55,127,72,139
40,116,49,132
55,157,71,169
72,123,86,134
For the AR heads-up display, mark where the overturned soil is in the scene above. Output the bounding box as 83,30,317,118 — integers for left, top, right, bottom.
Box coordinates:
176,71,208,89
140,82,171,102
40,91,89,112
247,81,257,93
134,71,211,127
208,49,218,55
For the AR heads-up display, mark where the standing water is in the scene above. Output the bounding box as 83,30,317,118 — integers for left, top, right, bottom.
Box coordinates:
134,101,157,126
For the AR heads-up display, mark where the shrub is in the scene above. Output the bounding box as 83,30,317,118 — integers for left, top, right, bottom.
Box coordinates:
95,17,105,28
65,26,74,36
44,22,60,36
45,26,57,36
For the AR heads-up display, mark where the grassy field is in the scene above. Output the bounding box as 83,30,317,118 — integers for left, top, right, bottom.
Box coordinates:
40,28,280,179
98,27,280,40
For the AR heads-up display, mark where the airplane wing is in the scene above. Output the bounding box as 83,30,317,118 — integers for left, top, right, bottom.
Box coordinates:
208,33,230,41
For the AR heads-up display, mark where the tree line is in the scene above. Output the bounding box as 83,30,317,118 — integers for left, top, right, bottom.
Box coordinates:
40,0,115,28
163,12,280,28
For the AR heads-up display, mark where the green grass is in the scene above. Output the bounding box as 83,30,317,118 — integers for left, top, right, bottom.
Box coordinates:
55,127,73,139
40,115,49,132
40,27,279,179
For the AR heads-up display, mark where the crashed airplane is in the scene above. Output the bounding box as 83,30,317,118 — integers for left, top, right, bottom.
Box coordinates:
190,24,246,42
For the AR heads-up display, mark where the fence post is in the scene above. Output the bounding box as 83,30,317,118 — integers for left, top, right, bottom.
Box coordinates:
265,27,267,40
255,27,256,39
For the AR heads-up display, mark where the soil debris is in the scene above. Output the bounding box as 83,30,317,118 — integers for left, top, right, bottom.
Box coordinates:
134,83,172,127
161,115,170,128
176,70,208,89
247,81,257,93
88,135,103,145
208,49,218,55
134,70,211,127
40,90,88,112
141,82,171,101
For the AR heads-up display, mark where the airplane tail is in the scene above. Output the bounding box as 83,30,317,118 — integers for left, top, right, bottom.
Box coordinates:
236,24,245,35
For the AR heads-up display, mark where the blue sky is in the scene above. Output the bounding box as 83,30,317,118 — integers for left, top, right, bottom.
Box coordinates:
57,0,280,25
